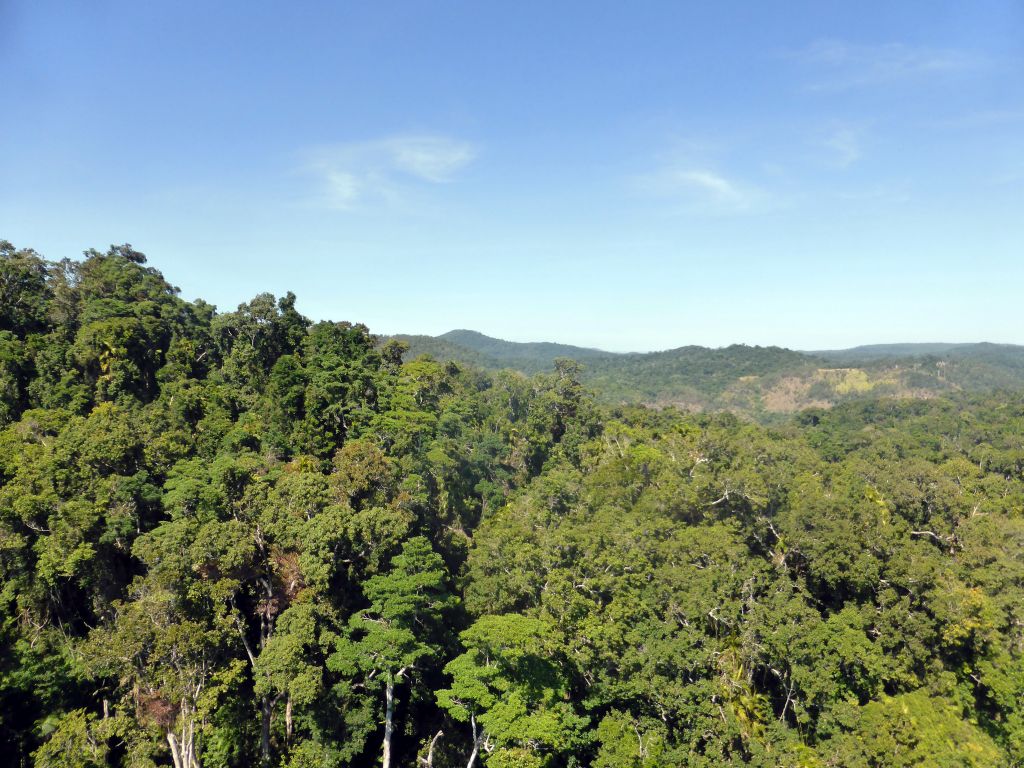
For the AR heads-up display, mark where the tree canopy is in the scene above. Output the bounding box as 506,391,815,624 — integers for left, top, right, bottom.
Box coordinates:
3,240,1024,767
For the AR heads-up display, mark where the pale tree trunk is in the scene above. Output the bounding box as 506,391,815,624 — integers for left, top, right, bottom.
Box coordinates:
382,680,395,768
466,714,481,768
285,694,293,742
232,583,278,768
419,730,443,767
260,696,284,765
167,716,202,768
187,717,200,768
260,696,274,766
258,586,275,768
167,732,184,768
166,699,202,768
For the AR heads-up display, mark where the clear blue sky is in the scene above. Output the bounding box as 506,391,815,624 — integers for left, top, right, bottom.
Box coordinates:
2,1,1022,351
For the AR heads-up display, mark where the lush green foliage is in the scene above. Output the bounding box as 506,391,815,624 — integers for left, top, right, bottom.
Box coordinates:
394,330,1024,415
3,241,1024,767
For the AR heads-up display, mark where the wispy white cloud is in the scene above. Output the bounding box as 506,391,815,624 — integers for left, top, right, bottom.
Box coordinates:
303,135,478,211
672,170,747,205
634,164,767,214
795,39,981,90
823,125,863,168
387,137,477,182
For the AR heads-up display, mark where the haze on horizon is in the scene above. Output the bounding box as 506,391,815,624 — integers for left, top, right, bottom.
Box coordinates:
2,1,1022,352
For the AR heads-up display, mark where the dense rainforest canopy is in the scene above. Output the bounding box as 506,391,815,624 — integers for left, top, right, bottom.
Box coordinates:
2,241,1023,767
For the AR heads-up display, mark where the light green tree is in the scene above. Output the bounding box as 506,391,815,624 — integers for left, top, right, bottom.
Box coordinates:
330,536,455,768
437,614,588,768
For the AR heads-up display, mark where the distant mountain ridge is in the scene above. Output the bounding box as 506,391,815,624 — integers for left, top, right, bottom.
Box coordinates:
384,331,1024,418
814,341,1024,361
440,329,610,361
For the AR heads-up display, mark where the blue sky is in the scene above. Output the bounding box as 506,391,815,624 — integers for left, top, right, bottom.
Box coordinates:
2,1,1022,351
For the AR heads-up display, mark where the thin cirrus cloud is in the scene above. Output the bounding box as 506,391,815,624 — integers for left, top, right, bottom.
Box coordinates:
796,39,981,90
823,125,863,168
633,165,767,214
303,135,478,211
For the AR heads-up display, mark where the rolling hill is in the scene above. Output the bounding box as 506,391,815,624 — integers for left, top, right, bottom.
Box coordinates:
385,331,1024,416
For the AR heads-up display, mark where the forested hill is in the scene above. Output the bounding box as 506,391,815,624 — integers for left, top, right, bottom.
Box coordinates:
814,341,1024,361
4,240,1024,768
390,330,1024,415
388,329,619,374
439,329,613,370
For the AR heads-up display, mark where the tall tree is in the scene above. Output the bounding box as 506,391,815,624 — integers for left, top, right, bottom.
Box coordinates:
331,537,455,768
